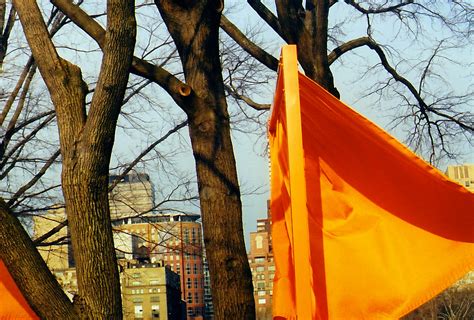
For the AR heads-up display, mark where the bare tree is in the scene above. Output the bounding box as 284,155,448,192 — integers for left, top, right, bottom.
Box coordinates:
223,0,473,163
1,1,472,320
1,0,136,319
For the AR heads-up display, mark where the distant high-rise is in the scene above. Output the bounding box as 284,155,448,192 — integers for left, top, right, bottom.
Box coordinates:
114,213,207,320
109,172,155,219
445,164,474,191
248,201,274,320
34,172,210,320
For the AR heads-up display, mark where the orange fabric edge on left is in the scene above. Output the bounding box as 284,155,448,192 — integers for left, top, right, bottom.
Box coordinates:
0,260,39,319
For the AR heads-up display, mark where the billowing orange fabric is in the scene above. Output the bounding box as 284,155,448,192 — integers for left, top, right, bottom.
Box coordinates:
0,260,39,319
269,45,474,319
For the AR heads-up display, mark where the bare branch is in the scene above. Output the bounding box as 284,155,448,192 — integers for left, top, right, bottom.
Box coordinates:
247,0,284,40
330,36,473,132
0,57,35,126
344,0,414,15
328,36,371,65
8,149,61,208
109,121,188,191
224,84,270,111
220,15,278,72
33,219,68,245
0,3,16,68
50,0,193,110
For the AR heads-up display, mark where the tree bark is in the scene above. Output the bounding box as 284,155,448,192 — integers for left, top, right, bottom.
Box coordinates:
0,198,78,319
13,0,136,318
156,1,256,318
275,0,339,97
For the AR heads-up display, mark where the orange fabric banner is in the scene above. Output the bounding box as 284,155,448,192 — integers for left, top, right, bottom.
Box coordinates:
0,260,39,319
269,45,474,319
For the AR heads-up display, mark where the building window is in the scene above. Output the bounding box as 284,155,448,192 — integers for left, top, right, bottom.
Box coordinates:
187,278,192,289
257,290,266,296
256,266,265,272
255,257,265,263
187,292,193,303
255,235,263,249
151,305,160,319
132,273,141,278
193,264,198,274
184,229,190,243
132,298,143,303
258,298,266,305
194,278,199,289
134,305,143,318
150,296,160,302
268,265,275,271
195,292,199,304
149,280,160,285
256,274,265,280
257,282,265,290
131,281,141,286
186,263,191,274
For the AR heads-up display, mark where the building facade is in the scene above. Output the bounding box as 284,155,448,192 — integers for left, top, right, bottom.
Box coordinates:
121,261,185,320
114,214,206,320
109,173,155,219
248,203,274,320
445,164,474,191
33,173,210,320
445,163,474,285
33,205,70,270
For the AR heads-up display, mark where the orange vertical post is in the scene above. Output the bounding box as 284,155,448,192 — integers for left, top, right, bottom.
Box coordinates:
281,45,313,319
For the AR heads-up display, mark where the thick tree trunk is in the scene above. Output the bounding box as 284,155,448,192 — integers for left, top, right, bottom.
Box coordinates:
13,1,136,318
0,198,78,319
276,0,339,97
156,1,256,318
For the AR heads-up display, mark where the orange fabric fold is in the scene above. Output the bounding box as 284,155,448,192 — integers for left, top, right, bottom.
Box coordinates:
0,260,39,319
269,45,474,319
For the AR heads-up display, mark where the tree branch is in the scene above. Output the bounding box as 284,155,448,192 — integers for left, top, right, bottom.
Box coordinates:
329,36,473,135
108,120,188,191
247,0,285,40
328,36,371,65
0,3,16,68
50,0,193,111
344,0,414,14
8,149,61,208
224,84,270,111
220,15,278,72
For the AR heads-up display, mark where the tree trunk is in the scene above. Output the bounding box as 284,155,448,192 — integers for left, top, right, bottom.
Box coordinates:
0,198,78,319
276,0,339,97
156,0,256,318
13,0,136,318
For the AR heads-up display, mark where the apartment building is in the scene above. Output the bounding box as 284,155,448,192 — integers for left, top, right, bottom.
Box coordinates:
248,203,274,320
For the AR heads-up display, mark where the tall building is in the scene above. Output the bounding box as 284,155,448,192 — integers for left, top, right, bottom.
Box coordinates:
248,202,274,320
114,213,206,320
33,173,210,320
445,164,474,191
109,173,155,219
